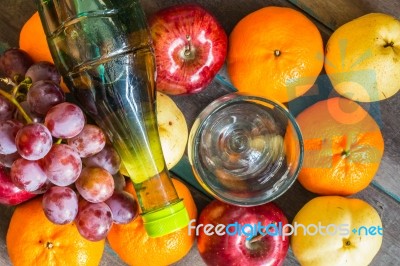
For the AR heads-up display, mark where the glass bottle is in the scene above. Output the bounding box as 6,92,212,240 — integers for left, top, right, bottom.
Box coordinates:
35,0,189,237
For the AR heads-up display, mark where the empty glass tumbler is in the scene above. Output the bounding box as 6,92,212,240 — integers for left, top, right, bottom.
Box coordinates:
189,93,304,206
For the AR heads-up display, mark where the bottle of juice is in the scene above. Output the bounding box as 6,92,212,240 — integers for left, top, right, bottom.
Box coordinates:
35,0,189,237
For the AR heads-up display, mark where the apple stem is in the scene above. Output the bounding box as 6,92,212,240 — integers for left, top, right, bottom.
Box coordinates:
184,35,192,57
383,41,394,48
249,233,266,244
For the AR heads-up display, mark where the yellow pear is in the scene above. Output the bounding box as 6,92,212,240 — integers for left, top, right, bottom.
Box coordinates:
156,91,188,169
291,196,383,266
325,13,400,102
120,91,188,176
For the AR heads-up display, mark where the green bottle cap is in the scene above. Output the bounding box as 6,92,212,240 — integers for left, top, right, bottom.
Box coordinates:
142,200,190,238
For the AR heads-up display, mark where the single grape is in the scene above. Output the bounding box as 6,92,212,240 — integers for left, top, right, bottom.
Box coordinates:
82,144,121,174
105,190,138,224
44,102,85,138
27,80,65,115
112,172,126,192
0,94,15,122
42,144,82,186
14,101,44,123
75,167,114,203
42,186,78,225
10,158,47,192
0,119,23,155
67,124,106,158
75,201,113,241
0,152,20,168
0,48,33,82
15,123,52,160
25,61,61,84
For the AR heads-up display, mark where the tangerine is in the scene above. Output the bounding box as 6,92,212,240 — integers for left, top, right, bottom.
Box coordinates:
107,178,198,266
295,97,384,195
19,11,69,92
19,12,53,64
227,6,324,103
6,196,105,266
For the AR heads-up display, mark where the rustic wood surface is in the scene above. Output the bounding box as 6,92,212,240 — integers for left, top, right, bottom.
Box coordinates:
0,0,399,266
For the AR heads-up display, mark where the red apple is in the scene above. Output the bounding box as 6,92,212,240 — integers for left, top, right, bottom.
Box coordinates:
196,200,289,266
149,4,228,95
0,166,36,206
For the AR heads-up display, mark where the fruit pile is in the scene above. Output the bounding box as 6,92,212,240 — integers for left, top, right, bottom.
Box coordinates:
1,2,399,266
145,4,396,266
7,196,106,266
0,48,139,242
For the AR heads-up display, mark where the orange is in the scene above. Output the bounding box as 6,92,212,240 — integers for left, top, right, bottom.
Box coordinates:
107,178,198,266
19,12,53,63
19,11,69,92
295,97,384,195
227,6,324,103
6,196,105,266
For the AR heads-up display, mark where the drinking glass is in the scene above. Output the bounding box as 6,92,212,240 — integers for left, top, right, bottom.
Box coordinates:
188,93,304,206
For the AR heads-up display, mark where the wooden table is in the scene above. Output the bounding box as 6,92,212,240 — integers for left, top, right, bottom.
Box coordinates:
1,0,399,265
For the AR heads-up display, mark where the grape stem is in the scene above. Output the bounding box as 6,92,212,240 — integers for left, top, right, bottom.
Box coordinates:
12,77,32,100
0,77,16,87
0,88,32,123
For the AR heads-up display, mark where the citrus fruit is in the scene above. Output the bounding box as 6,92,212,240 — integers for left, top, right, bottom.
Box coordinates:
107,178,198,266
291,196,383,266
295,97,384,195
227,6,324,103
325,13,400,102
19,11,69,92
6,196,105,266
19,12,53,63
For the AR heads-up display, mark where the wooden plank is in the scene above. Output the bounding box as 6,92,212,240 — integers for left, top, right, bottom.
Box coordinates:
141,0,334,42
0,206,14,266
288,0,400,30
0,1,399,266
0,1,36,51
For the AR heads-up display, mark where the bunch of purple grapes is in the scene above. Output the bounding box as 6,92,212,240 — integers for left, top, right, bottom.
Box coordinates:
0,48,139,242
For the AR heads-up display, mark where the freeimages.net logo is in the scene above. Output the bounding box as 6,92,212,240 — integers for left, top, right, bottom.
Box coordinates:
188,219,383,240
